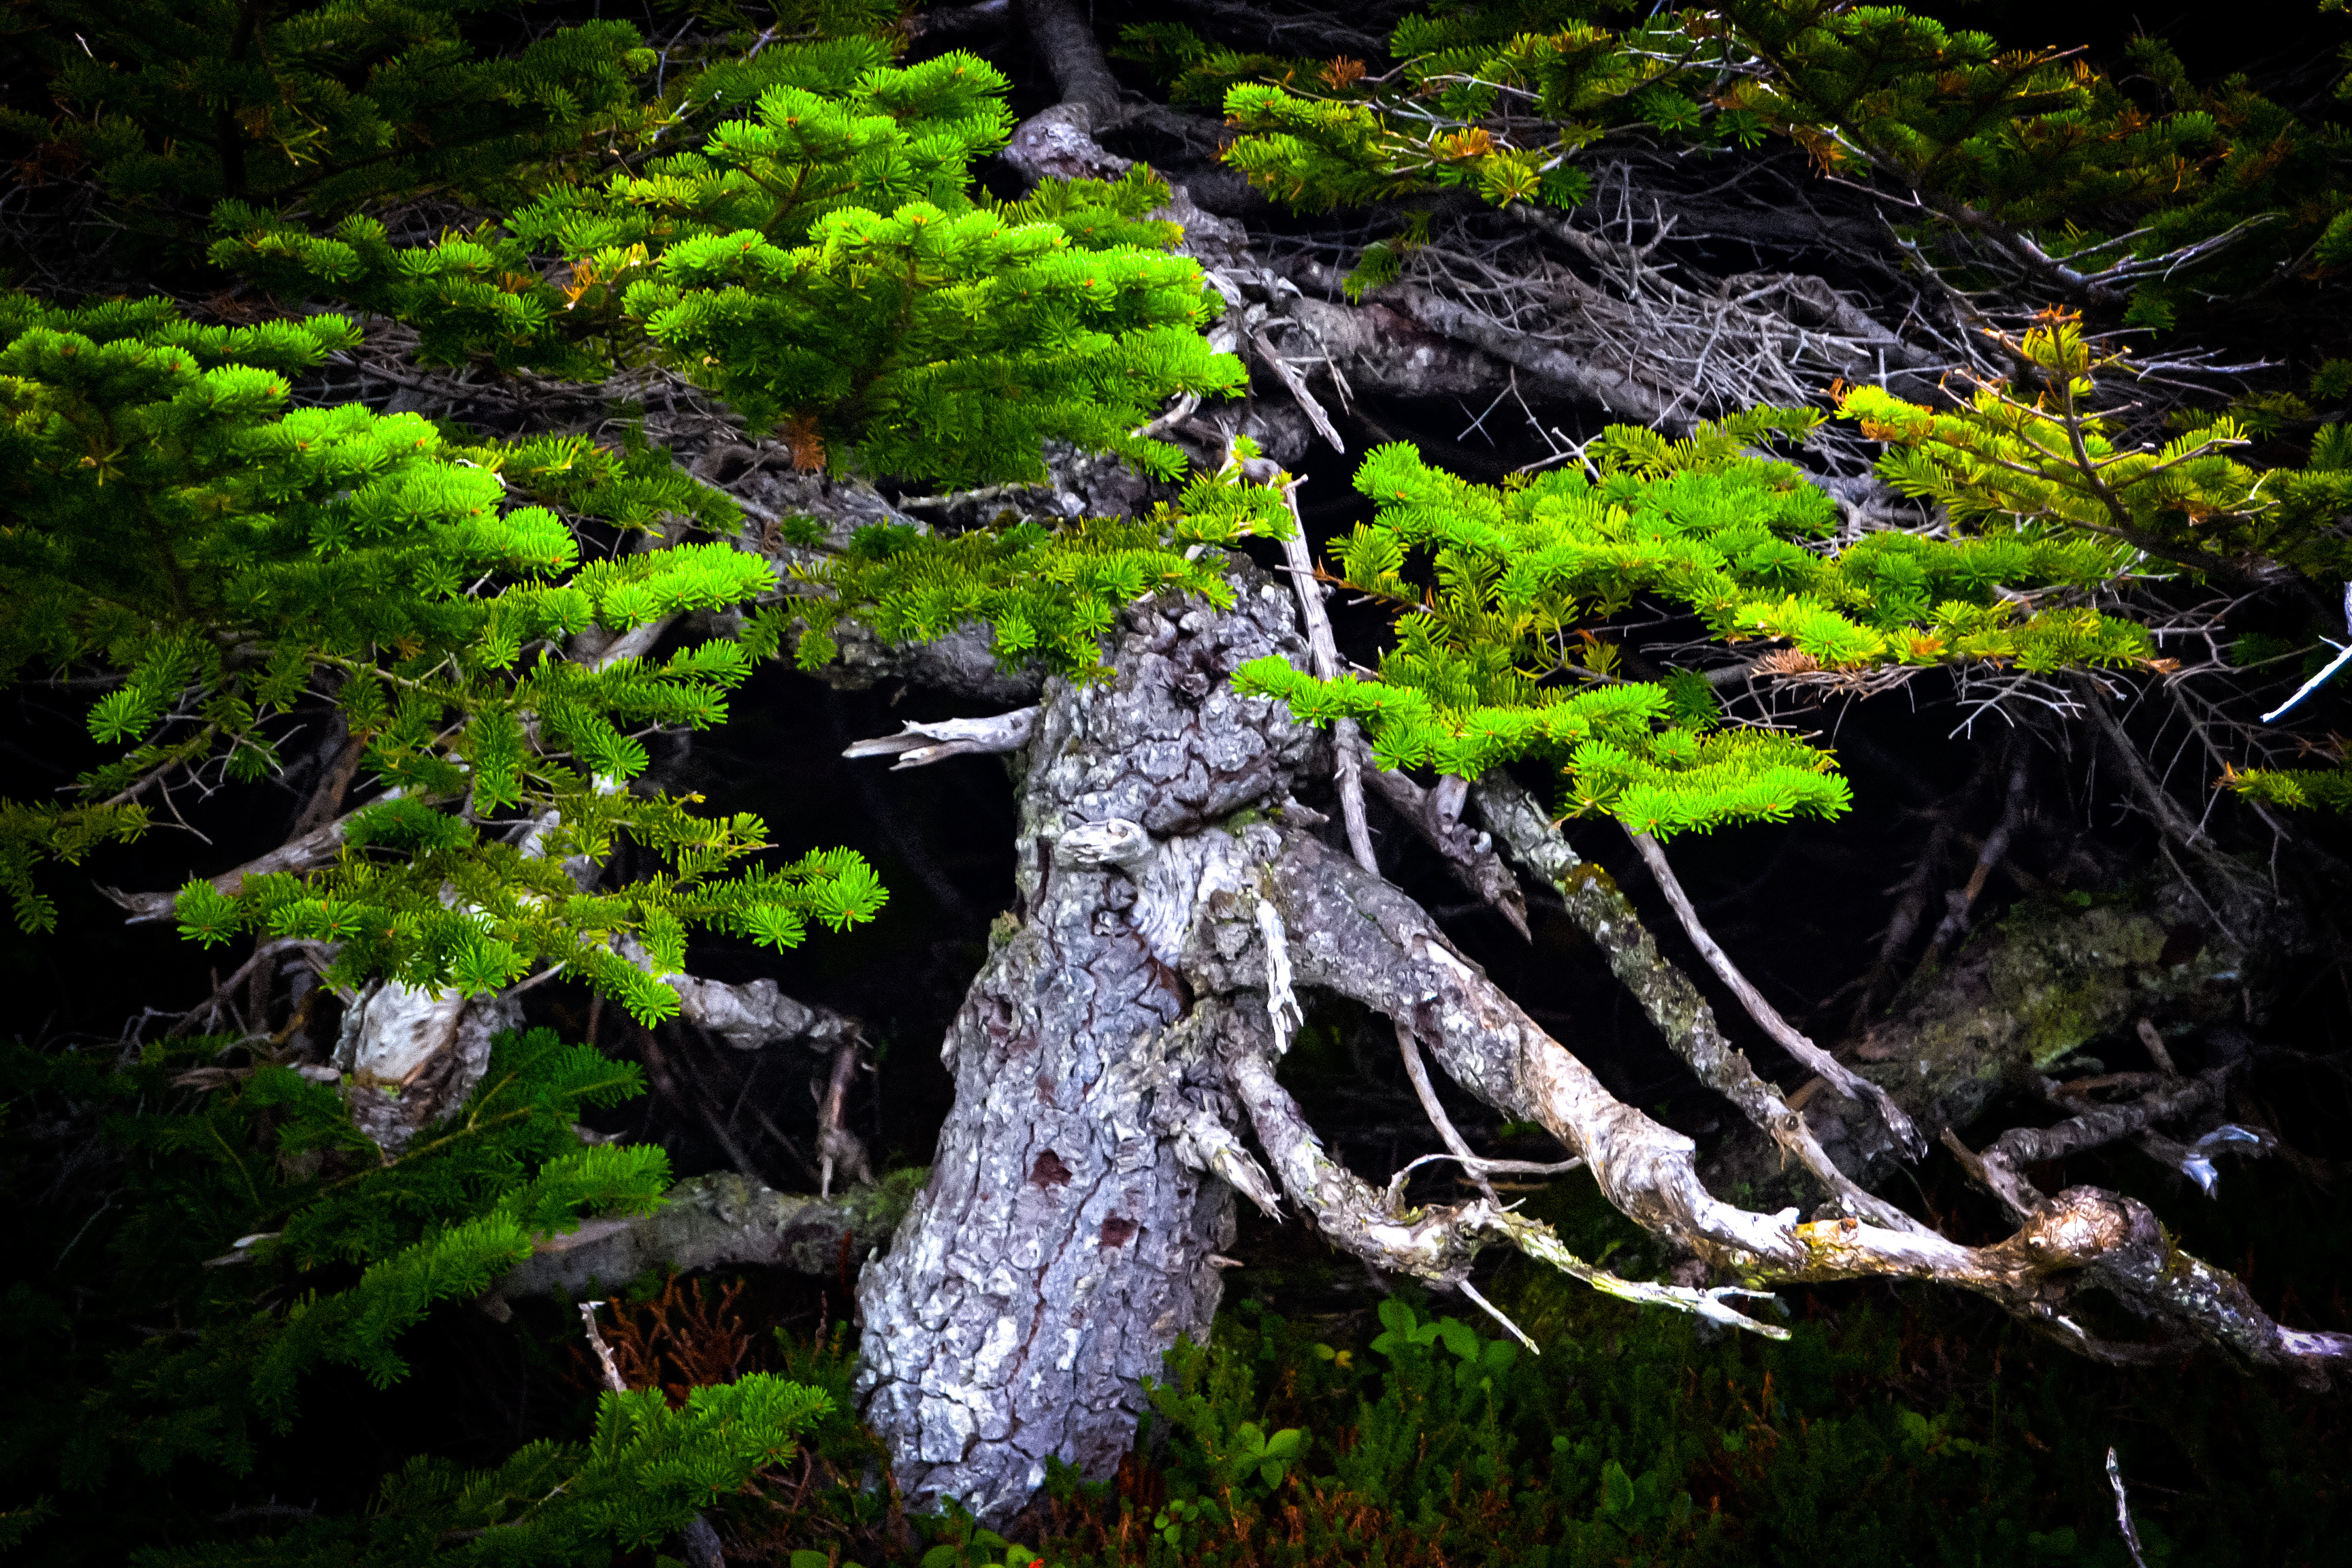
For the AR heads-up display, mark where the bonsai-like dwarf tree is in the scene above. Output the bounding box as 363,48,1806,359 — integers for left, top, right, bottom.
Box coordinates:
5,0,2351,1550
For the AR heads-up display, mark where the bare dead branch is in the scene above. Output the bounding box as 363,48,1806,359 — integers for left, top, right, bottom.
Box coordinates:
1235,819,2352,1376
1623,825,1924,1159
815,1039,875,1199
1360,760,1530,938
1472,779,1923,1228
1213,1000,1784,1339
99,788,457,924
1950,1068,2230,1219
843,707,1039,769
1271,476,1377,873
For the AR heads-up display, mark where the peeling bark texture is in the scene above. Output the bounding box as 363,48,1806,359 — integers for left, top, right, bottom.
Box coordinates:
331,979,521,1155
854,568,1321,1523
1705,880,2289,1209
812,0,2352,1516
1227,809,2352,1380
487,1169,926,1308
846,571,2346,1524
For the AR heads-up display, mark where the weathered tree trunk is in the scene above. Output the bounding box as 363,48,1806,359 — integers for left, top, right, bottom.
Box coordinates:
854,570,1318,1520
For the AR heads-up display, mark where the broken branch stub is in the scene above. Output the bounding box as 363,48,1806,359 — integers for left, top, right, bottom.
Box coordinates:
489,1170,924,1311
1361,760,1529,938
842,706,1039,770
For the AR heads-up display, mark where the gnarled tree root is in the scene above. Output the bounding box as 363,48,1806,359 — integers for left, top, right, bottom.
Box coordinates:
1224,825,2351,1384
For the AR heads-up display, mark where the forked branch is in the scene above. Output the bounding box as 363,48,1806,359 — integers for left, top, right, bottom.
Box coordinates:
1472,779,1923,1228
1236,823,2351,1379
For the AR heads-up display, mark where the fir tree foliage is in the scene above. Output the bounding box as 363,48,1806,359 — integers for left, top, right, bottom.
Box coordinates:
1232,409,2155,838
142,1375,833,1567
209,44,1250,487
786,436,1299,681
627,176,1240,488
1,1027,665,1492
1121,2,2350,319
1829,311,2352,814
1839,310,2352,585
0,1026,839,1567
0,290,883,1019
1,1,665,235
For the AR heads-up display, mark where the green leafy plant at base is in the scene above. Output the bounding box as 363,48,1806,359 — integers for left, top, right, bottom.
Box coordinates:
143,1373,833,1567
0,1026,855,1565
5,1028,662,1484
998,1159,2352,1567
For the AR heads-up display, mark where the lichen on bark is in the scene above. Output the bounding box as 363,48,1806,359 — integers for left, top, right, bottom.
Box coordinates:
1705,878,2295,1209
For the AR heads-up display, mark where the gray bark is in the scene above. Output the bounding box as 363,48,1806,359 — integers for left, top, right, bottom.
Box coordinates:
846,572,2349,1529
1234,810,2351,1375
834,1,2352,1518
331,979,521,1154
1469,777,1919,1232
854,568,1320,1522
487,1169,925,1310
904,0,1011,48
661,966,858,1053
